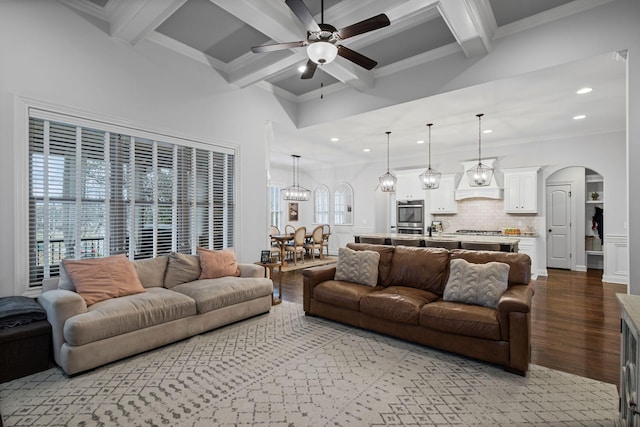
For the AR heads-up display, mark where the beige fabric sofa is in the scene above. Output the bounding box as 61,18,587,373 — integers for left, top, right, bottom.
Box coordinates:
39,254,273,376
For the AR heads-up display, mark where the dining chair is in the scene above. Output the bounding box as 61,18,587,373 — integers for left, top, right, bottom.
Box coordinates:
285,224,295,235
321,224,330,256
285,226,306,264
270,225,280,236
304,225,324,260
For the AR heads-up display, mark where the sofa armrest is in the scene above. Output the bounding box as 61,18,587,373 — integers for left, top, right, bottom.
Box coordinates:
497,283,534,313
302,265,336,312
38,289,87,367
238,263,265,278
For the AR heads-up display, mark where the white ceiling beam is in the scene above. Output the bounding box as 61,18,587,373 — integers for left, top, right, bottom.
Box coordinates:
108,0,187,46
436,0,494,57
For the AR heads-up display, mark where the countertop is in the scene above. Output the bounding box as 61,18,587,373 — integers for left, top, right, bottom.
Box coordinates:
354,233,522,244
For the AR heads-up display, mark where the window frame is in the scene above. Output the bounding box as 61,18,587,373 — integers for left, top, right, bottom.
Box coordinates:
269,184,283,231
333,183,354,226
313,185,330,225
17,100,237,290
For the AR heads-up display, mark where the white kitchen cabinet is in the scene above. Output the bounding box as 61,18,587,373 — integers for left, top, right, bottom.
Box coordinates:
429,174,457,214
395,170,425,201
517,236,538,279
503,167,540,213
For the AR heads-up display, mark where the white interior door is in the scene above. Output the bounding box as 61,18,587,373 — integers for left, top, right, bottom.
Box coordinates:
547,184,572,269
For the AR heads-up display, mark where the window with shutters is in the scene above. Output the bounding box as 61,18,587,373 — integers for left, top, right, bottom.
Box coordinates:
269,185,282,231
28,113,235,287
313,185,329,224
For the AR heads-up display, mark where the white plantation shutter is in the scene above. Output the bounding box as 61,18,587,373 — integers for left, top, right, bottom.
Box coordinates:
28,113,236,287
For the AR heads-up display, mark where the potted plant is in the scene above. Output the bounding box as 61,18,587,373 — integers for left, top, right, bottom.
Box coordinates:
591,192,599,201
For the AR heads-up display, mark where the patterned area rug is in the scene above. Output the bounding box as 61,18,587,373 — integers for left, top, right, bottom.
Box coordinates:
0,302,617,426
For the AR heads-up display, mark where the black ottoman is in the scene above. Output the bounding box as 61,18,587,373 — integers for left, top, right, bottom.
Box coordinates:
0,295,51,383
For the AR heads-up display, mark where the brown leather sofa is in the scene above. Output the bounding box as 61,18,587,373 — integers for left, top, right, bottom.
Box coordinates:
302,243,535,375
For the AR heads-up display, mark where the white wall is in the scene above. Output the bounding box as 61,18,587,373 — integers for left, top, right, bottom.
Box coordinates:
0,1,299,296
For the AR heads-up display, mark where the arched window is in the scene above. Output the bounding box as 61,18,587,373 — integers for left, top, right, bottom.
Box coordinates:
334,183,353,225
313,185,329,224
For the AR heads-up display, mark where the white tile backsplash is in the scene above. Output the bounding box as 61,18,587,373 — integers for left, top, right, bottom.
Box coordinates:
432,199,540,234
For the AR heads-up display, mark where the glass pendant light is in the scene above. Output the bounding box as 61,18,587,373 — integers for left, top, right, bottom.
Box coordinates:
378,131,397,192
466,113,494,187
419,123,441,189
282,155,310,201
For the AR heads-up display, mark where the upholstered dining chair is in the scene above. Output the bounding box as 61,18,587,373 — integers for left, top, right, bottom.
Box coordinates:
304,225,324,260
359,236,386,245
460,242,501,251
426,240,461,250
270,225,280,236
284,224,295,235
285,226,306,264
390,238,421,247
321,224,331,256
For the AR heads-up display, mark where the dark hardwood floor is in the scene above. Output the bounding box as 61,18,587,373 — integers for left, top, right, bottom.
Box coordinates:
274,267,626,386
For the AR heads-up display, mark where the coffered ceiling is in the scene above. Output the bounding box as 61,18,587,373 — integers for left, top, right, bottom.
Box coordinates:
58,0,625,169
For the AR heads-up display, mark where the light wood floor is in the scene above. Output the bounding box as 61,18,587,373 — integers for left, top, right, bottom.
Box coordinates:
274,267,626,386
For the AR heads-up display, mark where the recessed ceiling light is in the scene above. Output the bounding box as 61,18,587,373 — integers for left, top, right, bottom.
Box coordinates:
330,137,339,142
417,140,425,144
573,114,587,120
577,87,593,95
298,65,306,73
483,129,493,134
363,148,370,152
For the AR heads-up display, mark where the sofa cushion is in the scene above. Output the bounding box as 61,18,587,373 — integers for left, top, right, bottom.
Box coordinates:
170,277,272,314
360,286,439,325
313,280,382,311
387,246,450,294
63,288,197,346
62,255,146,306
164,252,201,288
420,300,501,341
133,256,169,288
334,247,380,286
451,250,531,286
443,259,510,308
346,243,395,286
57,263,75,292
197,247,240,279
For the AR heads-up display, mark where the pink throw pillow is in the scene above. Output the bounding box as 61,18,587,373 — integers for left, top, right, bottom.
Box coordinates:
197,248,240,279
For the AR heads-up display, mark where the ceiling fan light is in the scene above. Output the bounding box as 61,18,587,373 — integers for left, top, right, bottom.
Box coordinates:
307,42,338,65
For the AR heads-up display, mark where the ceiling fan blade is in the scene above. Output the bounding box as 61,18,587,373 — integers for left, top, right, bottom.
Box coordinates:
300,59,317,79
337,14,390,40
285,0,321,33
337,45,377,70
251,41,306,53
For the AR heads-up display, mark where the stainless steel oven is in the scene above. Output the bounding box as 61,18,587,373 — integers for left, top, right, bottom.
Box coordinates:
397,200,424,234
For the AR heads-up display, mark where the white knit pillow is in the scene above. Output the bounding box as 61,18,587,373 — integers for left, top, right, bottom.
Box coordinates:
334,247,380,287
443,258,510,308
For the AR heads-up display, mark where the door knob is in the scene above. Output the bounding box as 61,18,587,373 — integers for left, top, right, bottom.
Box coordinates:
548,229,552,233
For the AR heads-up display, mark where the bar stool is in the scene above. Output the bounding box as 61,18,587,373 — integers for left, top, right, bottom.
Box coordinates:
359,236,386,245
460,242,501,251
391,238,420,247
426,240,461,250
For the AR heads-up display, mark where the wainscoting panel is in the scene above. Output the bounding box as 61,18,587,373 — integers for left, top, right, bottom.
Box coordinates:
603,234,628,285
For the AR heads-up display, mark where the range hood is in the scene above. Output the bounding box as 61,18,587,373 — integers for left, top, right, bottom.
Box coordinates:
454,159,503,200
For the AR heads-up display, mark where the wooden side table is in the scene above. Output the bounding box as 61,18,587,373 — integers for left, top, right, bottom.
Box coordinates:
255,261,282,305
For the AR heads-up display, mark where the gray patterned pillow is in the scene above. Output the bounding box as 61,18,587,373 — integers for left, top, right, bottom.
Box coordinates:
443,258,510,308
335,247,380,287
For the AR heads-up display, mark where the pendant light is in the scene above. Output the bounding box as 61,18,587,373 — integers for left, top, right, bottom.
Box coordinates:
419,123,441,189
466,113,494,187
378,131,397,192
282,155,310,201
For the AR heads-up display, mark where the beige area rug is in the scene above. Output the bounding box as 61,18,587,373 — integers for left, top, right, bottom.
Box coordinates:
0,302,618,426
279,256,337,273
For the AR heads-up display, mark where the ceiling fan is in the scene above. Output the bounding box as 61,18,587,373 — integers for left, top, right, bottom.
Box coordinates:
251,0,390,79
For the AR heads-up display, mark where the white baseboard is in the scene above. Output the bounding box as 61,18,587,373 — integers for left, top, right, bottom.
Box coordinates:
575,264,587,272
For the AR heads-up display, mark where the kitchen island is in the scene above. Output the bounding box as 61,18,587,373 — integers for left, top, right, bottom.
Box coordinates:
354,233,521,252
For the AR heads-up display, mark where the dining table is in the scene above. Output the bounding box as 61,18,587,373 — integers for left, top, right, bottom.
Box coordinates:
270,230,330,266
